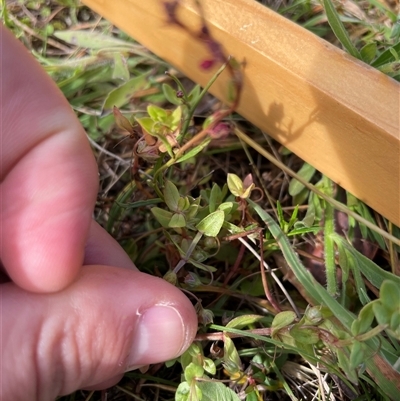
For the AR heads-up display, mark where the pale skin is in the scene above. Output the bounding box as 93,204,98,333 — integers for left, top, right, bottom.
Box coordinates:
0,25,197,401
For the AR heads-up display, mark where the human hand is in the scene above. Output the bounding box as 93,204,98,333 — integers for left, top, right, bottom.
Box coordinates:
0,25,197,401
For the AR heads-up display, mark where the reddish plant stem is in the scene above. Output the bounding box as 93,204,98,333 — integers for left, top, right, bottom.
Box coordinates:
258,230,282,313
195,327,272,341
223,242,246,286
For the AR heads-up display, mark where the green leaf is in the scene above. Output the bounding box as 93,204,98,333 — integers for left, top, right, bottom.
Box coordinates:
147,104,167,122
385,47,398,60
287,205,299,231
372,42,400,67
169,213,186,228
209,183,222,213
176,138,211,163
276,201,285,230
136,117,156,136
203,358,216,375
288,226,322,236
196,210,224,237
380,280,400,312
360,43,378,64
187,342,203,358
222,220,244,235
373,302,391,326
377,61,400,76
177,197,190,212
226,315,266,329
271,311,297,332
353,303,375,335
304,305,325,325
390,311,400,335
188,259,217,273
188,84,201,105
337,349,358,384
186,198,201,220
163,270,177,285
289,326,320,344
223,336,242,373
54,30,134,49
292,187,310,206
349,341,365,370
218,202,233,217
170,106,182,128
113,106,134,134
302,199,316,227
288,163,316,196
227,173,243,197
184,362,204,383
175,381,191,401
102,73,150,112
245,389,260,401
197,381,241,401
322,0,361,59
351,319,361,337
241,183,255,199
164,180,181,212
112,52,130,81
162,83,182,105
151,207,174,228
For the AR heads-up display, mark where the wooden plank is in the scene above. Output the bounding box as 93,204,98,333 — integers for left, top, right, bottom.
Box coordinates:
82,0,400,226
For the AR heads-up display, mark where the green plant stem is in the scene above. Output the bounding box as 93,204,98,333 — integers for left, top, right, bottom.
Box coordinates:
331,324,388,347
355,325,388,342
324,178,337,296
173,231,203,274
165,72,188,98
235,127,400,246
180,59,230,141
153,107,228,193
387,221,398,275
238,136,277,217
237,237,300,317
153,60,238,195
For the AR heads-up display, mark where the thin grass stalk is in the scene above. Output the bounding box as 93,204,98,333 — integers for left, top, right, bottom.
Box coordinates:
235,127,400,246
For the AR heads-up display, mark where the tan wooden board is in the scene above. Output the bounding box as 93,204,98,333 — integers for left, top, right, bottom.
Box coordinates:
82,0,400,226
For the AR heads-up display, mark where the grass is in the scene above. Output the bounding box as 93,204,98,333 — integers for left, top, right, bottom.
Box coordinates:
3,0,400,400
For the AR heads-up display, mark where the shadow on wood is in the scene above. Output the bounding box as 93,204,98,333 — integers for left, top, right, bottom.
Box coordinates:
82,0,400,226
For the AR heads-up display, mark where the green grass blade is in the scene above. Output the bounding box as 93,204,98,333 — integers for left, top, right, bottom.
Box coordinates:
288,162,316,196
248,199,354,324
371,42,400,67
332,234,400,289
322,0,361,59
249,201,400,397
323,178,337,296
107,181,137,233
54,30,135,49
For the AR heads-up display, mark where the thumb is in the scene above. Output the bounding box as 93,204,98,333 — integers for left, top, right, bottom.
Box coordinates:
1,265,197,401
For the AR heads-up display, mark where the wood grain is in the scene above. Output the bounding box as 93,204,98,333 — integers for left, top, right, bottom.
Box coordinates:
82,0,400,226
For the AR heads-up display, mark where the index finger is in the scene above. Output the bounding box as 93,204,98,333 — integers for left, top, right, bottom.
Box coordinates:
0,26,98,292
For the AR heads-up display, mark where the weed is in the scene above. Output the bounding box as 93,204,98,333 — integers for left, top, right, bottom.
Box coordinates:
5,0,400,400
